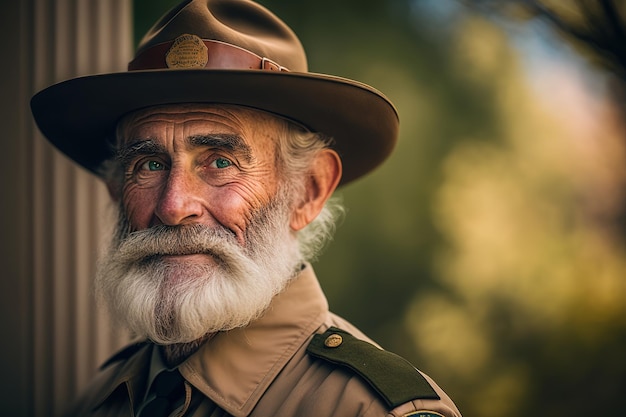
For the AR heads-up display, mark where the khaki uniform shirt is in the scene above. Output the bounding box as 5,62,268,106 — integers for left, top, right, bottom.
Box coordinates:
63,266,462,417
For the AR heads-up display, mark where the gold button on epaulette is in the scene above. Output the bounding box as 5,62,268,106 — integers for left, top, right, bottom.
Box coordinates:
324,333,343,348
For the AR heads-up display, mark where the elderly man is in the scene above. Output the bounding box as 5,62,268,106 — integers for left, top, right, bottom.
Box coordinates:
31,1,461,416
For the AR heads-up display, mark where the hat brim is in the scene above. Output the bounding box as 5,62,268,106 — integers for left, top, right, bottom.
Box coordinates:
30,70,398,185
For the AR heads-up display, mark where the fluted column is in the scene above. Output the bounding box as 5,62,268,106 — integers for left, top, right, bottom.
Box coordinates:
1,1,132,416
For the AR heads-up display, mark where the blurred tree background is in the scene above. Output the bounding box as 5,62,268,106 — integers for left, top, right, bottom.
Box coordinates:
135,0,626,416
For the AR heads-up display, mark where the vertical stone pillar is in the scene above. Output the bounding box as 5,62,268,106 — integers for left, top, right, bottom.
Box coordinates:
1,1,132,415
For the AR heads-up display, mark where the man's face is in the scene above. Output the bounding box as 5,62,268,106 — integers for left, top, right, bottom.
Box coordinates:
96,104,304,344
119,104,281,242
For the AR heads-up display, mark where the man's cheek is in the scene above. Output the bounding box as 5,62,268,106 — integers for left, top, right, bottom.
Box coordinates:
209,187,265,234
122,186,159,230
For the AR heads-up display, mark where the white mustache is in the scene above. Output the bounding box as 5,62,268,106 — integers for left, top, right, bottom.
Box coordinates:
115,224,242,266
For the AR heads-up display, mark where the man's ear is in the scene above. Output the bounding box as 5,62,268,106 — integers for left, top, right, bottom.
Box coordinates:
290,149,342,231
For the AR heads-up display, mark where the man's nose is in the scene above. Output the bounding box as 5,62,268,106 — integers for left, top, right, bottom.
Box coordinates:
154,167,205,226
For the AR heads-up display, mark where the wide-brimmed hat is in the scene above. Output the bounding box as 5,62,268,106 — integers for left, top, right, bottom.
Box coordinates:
30,0,399,185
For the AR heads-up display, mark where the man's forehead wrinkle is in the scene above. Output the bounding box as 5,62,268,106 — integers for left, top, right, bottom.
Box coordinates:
122,105,252,127
115,105,282,165
118,104,283,138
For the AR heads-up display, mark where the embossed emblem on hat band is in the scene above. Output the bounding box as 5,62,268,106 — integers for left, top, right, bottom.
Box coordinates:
165,34,209,69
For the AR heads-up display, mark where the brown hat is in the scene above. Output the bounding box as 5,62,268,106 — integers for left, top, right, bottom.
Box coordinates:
30,0,399,185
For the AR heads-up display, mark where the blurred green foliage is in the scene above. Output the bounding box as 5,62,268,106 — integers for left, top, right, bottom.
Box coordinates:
134,1,626,416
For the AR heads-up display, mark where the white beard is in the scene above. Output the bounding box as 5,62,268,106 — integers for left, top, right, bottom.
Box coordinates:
95,194,302,344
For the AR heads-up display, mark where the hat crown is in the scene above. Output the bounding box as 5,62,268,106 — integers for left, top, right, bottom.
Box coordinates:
134,0,307,72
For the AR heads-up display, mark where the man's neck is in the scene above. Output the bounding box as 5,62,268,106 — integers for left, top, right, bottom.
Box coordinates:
159,333,216,368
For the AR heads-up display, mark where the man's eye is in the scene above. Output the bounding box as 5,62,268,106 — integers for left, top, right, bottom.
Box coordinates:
140,160,166,171
212,157,232,169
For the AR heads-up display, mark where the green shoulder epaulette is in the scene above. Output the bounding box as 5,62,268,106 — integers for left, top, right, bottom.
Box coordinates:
306,327,440,408
100,341,148,370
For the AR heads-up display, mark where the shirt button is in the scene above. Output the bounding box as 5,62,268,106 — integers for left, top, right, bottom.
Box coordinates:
324,333,343,348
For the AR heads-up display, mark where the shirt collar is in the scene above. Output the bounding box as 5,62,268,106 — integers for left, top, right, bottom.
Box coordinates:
90,342,152,412
90,264,328,416
179,264,328,417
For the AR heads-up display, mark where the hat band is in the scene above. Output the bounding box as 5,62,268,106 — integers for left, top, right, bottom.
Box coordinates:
128,35,290,72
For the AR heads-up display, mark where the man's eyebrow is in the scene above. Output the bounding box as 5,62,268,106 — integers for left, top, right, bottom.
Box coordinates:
116,139,165,167
188,134,253,163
